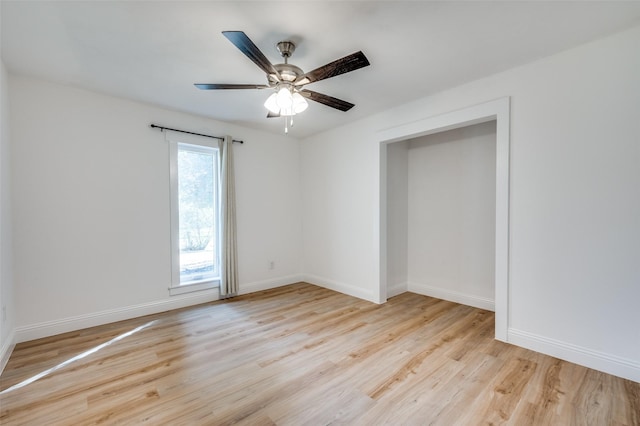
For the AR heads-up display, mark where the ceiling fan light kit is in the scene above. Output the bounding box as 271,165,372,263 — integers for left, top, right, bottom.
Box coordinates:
264,86,309,133
195,31,370,133
264,89,308,115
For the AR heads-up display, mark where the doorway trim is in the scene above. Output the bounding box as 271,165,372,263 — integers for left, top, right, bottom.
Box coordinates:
377,97,510,341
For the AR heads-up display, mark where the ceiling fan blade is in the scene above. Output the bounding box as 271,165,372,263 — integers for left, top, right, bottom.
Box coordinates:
295,51,370,85
222,31,281,80
195,83,270,90
267,111,280,118
299,89,355,112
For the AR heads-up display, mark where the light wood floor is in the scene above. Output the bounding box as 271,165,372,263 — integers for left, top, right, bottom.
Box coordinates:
1,283,638,425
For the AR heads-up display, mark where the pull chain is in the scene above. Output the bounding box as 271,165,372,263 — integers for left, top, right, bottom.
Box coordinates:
284,115,295,134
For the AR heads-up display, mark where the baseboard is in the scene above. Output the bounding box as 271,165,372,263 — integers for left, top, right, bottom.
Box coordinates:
508,328,640,383
0,329,16,375
14,289,222,343
303,274,377,303
239,274,304,295
408,281,495,311
387,281,408,298
13,275,306,344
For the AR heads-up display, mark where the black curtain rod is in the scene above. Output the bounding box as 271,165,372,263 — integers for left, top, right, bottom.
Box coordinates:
150,124,244,144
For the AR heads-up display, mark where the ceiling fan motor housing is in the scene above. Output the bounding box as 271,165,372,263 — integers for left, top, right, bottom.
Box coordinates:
272,63,304,84
267,41,302,84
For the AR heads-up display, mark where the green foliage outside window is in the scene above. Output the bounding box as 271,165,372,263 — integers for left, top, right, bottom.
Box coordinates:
178,149,215,251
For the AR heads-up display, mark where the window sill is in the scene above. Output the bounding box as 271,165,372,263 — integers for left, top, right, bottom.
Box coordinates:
169,279,220,296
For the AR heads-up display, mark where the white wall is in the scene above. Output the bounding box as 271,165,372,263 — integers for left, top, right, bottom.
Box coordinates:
301,25,640,381
0,59,16,370
385,140,408,297
301,120,380,301
9,75,302,342
407,121,496,310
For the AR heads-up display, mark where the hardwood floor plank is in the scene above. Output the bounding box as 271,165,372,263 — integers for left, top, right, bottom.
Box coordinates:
456,355,537,424
410,352,505,425
623,379,640,425
1,283,638,425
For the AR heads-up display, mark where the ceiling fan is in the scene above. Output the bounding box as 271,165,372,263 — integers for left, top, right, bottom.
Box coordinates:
195,31,370,132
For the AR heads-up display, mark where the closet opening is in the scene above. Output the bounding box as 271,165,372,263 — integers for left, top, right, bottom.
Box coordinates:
378,98,510,341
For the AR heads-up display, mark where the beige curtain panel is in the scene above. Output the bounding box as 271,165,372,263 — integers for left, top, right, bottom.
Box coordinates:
220,135,239,297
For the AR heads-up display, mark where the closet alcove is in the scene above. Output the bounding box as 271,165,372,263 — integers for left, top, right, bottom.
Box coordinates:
385,121,497,311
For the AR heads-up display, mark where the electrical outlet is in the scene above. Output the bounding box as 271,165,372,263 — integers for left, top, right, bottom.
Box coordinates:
268,261,275,270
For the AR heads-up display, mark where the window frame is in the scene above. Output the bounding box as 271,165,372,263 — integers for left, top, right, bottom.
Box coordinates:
168,133,221,296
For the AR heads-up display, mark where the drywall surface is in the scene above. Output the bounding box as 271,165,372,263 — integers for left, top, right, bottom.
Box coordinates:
386,140,409,297
9,76,302,341
301,25,640,380
407,122,496,308
0,59,15,368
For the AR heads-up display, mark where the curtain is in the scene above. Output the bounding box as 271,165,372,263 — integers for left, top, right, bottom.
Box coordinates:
220,135,238,297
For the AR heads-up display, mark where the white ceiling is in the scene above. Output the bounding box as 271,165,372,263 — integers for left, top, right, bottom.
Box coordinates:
2,1,640,138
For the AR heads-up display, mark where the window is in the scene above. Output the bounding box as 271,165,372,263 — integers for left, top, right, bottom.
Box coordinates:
169,137,220,295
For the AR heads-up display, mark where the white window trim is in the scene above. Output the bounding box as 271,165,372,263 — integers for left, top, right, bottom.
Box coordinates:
167,131,221,296
169,279,219,296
